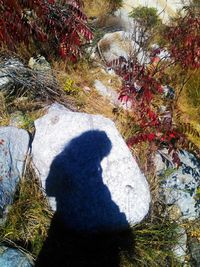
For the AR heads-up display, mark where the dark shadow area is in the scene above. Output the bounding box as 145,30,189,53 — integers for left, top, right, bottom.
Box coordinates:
35,130,134,267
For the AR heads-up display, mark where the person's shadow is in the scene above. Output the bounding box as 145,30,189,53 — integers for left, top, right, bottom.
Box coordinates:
35,130,134,267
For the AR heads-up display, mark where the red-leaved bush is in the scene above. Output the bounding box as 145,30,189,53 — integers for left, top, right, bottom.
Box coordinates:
0,0,93,61
165,5,200,69
106,3,200,166
109,53,198,167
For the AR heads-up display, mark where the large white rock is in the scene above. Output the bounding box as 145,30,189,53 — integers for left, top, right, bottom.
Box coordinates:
32,103,150,232
98,31,150,65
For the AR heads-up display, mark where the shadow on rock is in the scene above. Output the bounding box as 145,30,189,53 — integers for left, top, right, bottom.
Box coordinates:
35,130,134,267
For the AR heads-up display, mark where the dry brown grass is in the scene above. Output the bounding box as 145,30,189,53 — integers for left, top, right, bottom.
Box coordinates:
84,0,123,17
83,0,111,18
52,59,93,89
83,0,122,18
53,58,122,90
12,97,47,113
52,58,122,114
82,89,114,118
176,69,200,147
0,92,9,126
95,15,124,29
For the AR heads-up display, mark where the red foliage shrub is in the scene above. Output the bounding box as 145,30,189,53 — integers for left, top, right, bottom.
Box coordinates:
165,6,200,69
107,3,200,166
0,0,93,61
109,54,197,167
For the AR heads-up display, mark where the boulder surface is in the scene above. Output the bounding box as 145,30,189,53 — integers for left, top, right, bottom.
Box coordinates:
32,103,150,232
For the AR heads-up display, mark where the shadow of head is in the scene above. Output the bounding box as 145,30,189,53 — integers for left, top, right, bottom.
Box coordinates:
67,129,112,162
46,130,112,197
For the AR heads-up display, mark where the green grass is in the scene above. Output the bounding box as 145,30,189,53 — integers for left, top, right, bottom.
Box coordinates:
0,161,52,258
185,69,200,109
0,92,9,126
129,219,182,267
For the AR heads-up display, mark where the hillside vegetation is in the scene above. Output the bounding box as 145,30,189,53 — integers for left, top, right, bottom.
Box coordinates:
0,0,199,266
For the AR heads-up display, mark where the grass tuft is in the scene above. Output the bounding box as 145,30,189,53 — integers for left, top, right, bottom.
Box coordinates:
0,92,9,126
0,160,52,258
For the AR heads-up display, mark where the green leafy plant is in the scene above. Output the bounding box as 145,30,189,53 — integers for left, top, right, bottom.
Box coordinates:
63,77,81,95
129,6,161,30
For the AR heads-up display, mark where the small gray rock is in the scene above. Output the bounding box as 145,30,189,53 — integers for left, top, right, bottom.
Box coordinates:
189,237,200,266
0,126,29,222
0,246,33,267
156,150,200,220
28,55,51,71
94,80,132,110
94,80,120,106
173,226,187,264
0,59,24,91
